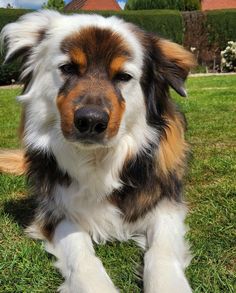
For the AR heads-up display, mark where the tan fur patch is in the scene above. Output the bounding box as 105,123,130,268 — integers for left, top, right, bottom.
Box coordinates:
158,114,188,176
70,48,87,74
0,149,26,175
158,39,196,71
106,90,125,138
57,92,77,138
109,56,127,78
109,189,161,222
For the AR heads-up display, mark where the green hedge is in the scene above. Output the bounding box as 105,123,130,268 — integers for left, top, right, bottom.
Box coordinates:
0,8,30,29
125,0,200,11
121,9,183,42
206,9,236,49
0,9,31,85
0,9,184,43
0,8,183,85
1,8,236,84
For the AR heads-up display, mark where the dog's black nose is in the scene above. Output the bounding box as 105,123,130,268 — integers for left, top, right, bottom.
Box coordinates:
74,107,109,135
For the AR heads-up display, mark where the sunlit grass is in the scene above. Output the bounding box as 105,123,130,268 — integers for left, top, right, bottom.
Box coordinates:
0,75,235,292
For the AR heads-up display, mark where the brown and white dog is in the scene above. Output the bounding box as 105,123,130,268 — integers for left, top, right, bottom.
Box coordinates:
0,10,195,292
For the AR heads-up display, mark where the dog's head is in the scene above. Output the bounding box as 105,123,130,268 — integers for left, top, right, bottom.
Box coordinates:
1,11,195,150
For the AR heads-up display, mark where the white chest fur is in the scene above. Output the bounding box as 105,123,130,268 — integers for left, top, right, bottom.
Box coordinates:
53,180,148,248
47,122,157,245
54,182,128,243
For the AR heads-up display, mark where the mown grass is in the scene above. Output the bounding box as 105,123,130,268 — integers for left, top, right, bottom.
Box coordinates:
0,75,235,292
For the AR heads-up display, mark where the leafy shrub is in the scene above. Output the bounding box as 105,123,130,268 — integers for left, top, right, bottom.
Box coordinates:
206,10,236,49
115,10,183,43
0,8,30,85
42,0,65,11
125,0,200,11
221,41,236,72
0,8,235,84
0,8,184,85
183,10,236,69
0,61,20,86
184,0,200,11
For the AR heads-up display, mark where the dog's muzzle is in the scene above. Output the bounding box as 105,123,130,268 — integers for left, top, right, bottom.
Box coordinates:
74,106,109,142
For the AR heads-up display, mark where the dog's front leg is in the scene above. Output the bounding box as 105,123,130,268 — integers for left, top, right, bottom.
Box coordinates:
46,219,118,293
143,199,192,293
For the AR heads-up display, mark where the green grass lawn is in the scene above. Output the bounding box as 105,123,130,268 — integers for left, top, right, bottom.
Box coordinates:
0,75,235,292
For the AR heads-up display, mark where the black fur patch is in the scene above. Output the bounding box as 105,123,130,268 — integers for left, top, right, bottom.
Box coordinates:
111,143,183,222
110,35,185,222
4,45,32,64
140,35,173,135
26,149,71,195
25,149,71,239
3,28,47,88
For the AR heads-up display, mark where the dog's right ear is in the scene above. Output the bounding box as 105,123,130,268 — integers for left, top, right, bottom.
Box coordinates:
154,38,196,97
0,10,59,64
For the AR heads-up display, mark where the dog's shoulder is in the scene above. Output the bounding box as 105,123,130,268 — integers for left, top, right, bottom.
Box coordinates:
110,105,188,222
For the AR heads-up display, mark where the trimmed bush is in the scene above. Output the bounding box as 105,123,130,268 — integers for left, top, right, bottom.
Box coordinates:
0,8,30,85
0,9,184,85
183,9,236,69
221,41,236,72
0,8,236,84
0,8,29,28
184,0,200,11
206,10,236,49
0,62,20,86
125,0,200,11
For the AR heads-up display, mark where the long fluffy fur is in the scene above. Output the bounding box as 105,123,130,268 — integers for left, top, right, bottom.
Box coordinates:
0,10,195,293
0,149,25,175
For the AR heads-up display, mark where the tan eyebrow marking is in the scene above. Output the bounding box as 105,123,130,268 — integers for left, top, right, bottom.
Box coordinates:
69,48,87,74
109,56,128,78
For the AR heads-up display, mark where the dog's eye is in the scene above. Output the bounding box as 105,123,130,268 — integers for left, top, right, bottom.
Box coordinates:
113,72,133,82
59,63,78,75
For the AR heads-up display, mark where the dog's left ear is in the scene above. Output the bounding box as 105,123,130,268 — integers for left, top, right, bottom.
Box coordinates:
154,38,196,97
0,10,60,64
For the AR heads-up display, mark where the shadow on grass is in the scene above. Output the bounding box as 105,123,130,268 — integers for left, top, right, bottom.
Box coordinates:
4,194,37,228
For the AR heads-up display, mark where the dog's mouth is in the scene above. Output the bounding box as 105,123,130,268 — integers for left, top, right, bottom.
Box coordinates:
69,134,108,146
65,134,110,150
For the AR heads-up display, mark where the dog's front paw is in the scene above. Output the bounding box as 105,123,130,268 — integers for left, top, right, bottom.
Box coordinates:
144,258,192,293
58,283,70,293
58,276,119,293
145,275,192,293
156,276,192,293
